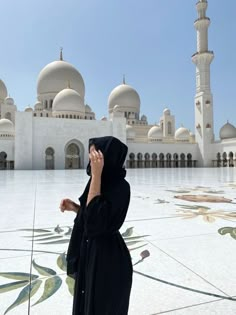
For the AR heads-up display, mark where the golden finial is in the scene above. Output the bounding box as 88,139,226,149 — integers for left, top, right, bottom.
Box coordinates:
60,47,63,61
123,74,126,84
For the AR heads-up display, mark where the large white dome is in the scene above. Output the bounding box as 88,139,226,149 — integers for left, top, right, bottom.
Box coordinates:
0,118,14,134
108,84,140,112
219,122,236,140
0,80,7,101
53,88,85,113
37,60,85,99
148,126,163,139
175,127,190,140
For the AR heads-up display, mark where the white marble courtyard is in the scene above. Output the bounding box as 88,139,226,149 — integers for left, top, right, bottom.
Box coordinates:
0,168,236,315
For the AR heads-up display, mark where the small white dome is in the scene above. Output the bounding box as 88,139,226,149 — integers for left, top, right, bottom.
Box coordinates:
0,80,7,101
108,84,140,112
101,116,107,121
85,104,92,112
52,88,85,113
126,125,136,140
163,108,170,115
220,122,236,140
141,114,147,121
25,106,33,112
148,126,163,139
175,127,190,140
37,60,85,99
4,96,14,106
34,100,43,111
0,118,14,134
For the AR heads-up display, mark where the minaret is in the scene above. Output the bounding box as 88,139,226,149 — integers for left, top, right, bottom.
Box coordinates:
192,0,214,167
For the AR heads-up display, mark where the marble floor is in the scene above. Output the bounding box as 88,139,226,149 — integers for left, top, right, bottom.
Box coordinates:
0,168,236,314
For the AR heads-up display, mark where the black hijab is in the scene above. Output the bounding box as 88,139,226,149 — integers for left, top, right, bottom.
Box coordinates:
79,136,128,206
86,136,128,183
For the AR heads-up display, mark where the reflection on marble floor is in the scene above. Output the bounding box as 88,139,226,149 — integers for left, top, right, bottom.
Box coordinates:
0,168,236,314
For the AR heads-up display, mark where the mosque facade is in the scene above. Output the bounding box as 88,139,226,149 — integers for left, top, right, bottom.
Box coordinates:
0,0,235,170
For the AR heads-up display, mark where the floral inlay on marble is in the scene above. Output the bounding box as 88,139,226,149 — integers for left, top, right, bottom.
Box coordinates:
175,204,236,223
174,194,233,203
0,226,150,314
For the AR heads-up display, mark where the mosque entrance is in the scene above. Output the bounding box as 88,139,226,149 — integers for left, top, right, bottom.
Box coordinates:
45,147,55,170
65,140,84,169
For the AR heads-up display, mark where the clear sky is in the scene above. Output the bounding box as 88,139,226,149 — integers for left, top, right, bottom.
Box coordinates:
0,0,235,138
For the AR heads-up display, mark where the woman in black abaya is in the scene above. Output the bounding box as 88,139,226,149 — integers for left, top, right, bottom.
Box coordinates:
60,136,133,315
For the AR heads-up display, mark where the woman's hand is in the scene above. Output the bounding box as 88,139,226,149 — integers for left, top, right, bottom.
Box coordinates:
89,149,104,178
60,198,80,213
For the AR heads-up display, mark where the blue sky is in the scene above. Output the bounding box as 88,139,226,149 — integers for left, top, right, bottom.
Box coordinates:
0,0,235,138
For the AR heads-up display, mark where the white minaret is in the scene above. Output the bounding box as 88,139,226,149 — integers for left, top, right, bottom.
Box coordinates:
192,0,214,167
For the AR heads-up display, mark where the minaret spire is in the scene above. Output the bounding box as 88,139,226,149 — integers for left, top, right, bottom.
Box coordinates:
192,0,214,167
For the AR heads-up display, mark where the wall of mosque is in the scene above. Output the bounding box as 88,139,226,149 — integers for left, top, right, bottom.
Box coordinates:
14,112,126,170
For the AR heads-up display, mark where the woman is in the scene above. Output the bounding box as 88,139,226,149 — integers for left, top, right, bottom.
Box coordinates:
60,136,133,315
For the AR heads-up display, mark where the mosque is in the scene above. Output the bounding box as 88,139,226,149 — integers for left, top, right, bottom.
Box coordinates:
0,0,235,170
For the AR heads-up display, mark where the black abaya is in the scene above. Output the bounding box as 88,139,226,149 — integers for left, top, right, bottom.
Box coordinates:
66,137,133,315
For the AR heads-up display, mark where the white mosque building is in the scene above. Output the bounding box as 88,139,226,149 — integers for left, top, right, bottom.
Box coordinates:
0,0,235,170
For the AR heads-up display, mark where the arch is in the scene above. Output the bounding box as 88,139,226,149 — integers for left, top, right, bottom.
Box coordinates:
144,153,150,168
65,139,84,169
166,153,171,168
152,153,157,168
50,99,53,109
159,153,164,168
4,112,11,121
168,121,172,134
45,100,48,109
129,153,135,168
0,151,7,170
45,147,55,170
180,153,185,168
187,153,192,168
173,153,179,168
137,152,143,168
222,152,227,167
229,151,234,167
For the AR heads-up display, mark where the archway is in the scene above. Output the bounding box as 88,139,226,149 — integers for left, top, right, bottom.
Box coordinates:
216,152,221,167
159,153,164,168
65,140,84,169
129,153,135,168
0,151,7,170
187,153,192,167
152,153,157,168
180,153,185,168
222,152,227,167
229,152,234,167
173,153,179,168
166,153,171,168
137,153,143,168
144,153,150,168
45,147,55,170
